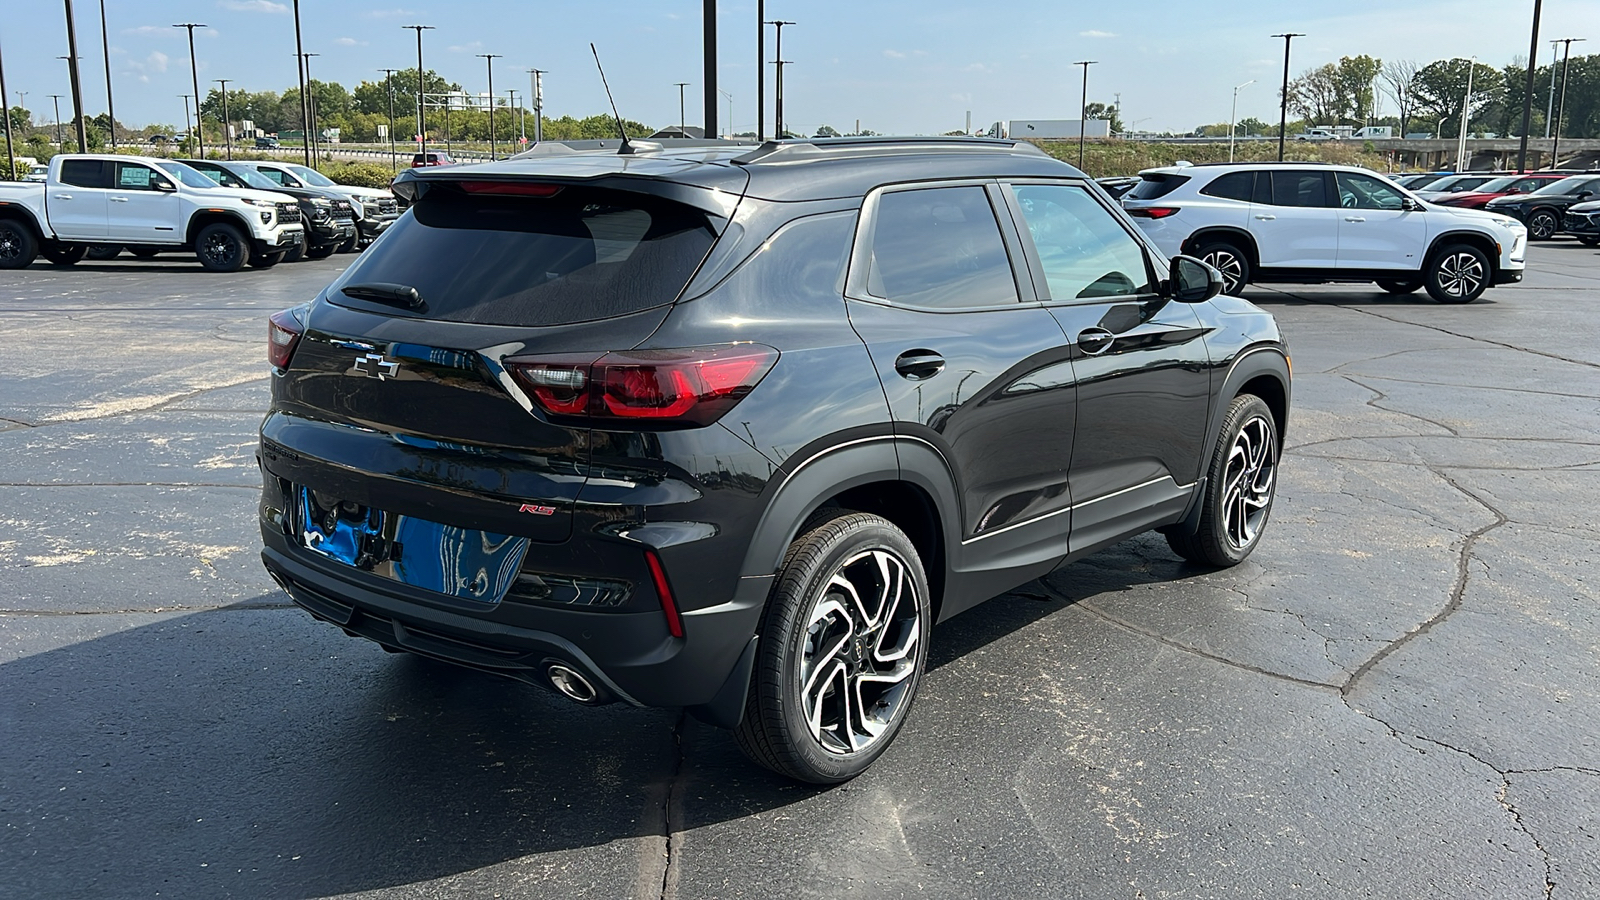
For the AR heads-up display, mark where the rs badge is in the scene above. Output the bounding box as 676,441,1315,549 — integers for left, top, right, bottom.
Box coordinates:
519,504,557,516
350,353,399,380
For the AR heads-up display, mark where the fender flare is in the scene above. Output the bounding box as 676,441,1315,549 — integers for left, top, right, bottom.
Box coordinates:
1183,226,1259,268
0,202,48,241
1176,345,1291,530
1425,229,1502,273
186,209,259,245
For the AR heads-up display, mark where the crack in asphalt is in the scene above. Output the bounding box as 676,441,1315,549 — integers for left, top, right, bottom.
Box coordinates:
20,375,270,427
1295,453,1600,472
1341,374,1461,436
1347,373,1600,402
657,711,687,900
1290,434,1600,453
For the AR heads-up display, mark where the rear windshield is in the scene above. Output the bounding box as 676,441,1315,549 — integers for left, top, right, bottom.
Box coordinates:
328,185,717,326
1125,173,1190,201
1532,176,1600,195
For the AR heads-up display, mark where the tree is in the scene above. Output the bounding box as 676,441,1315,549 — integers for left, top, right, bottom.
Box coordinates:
1381,59,1420,135
7,106,29,136
814,124,840,137
1083,101,1123,133
1412,59,1505,138
1237,116,1272,136
351,68,457,120
1333,55,1382,122
1288,63,1342,124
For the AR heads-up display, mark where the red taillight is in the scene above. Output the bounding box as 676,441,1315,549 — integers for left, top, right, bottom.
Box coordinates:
645,550,684,638
506,345,778,427
267,308,303,369
1126,206,1181,219
458,181,563,197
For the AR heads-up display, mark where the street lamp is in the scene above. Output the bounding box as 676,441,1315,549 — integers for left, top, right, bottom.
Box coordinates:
478,53,502,158
1551,37,1585,169
1271,33,1304,161
1230,80,1254,162
1456,56,1476,172
98,0,115,149
1516,0,1544,172
404,25,435,157
177,94,190,153
766,20,795,137
527,68,545,143
756,0,765,140
299,52,321,160
49,94,65,151
173,23,206,158
674,82,690,135
0,37,13,176
379,68,399,168
1074,60,1096,169
215,78,231,159
63,0,88,151
719,88,733,138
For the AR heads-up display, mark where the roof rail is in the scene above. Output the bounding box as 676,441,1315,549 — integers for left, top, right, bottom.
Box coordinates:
732,135,1046,165
509,137,760,159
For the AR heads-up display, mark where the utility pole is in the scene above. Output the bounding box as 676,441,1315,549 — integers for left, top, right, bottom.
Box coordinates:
528,69,545,142
1271,33,1304,161
63,0,88,151
720,88,733,138
215,79,232,159
50,95,65,151
478,53,501,158
98,0,115,149
292,0,309,165
768,20,794,137
379,68,398,169
404,25,434,158
0,37,13,177
1075,60,1096,169
756,0,765,140
174,23,206,158
1456,57,1476,172
703,0,717,138
1551,37,1585,170
176,94,189,153
1545,39,1559,139
300,52,321,161
1517,0,1543,173
510,89,523,145
674,82,690,134
1230,80,1254,162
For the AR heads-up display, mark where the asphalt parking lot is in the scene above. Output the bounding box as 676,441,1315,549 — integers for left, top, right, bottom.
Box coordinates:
2,246,1597,899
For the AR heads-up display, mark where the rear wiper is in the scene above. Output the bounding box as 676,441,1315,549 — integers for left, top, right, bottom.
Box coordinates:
340,282,425,311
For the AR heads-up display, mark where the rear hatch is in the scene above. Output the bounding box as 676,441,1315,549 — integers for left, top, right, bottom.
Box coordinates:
264,172,744,550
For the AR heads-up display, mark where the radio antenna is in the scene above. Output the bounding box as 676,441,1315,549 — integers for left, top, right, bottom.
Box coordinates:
590,43,634,153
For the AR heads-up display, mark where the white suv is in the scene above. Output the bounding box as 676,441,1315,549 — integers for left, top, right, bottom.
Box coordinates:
1121,162,1527,304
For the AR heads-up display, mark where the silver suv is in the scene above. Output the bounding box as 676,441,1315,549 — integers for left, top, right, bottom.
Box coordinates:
1122,162,1527,303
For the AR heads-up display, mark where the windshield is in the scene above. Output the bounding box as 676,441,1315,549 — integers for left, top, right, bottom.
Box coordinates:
1412,176,1458,191
1532,176,1597,195
154,160,219,189
219,164,284,190
1468,176,1518,193
286,164,336,187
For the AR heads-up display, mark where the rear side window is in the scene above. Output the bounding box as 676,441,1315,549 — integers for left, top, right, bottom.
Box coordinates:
1269,171,1330,208
58,159,110,188
329,186,717,326
1125,173,1190,201
1200,171,1254,202
865,185,1018,309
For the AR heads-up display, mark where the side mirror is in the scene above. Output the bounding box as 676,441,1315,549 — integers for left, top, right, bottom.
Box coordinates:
1169,254,1223,303
1578,191,1594,201
1401,196,1424,212
153,179,176,193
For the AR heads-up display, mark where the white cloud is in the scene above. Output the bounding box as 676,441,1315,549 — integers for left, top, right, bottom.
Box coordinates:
122,49,170,83
365,8,416,18
883,49,906,59
148,50,170,72
447,41,483,53
123,25,176,37
334,37,368,46
1080,30,1117,38
217,0,287,11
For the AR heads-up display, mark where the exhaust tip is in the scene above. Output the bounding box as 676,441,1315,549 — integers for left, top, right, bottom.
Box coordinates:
546,663,599,704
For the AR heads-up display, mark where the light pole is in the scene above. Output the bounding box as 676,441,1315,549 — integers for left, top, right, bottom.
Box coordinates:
508,89,522,146
756,0,765,140
674,82,690,134
50,94,66,151
176,94,190,153
719,88,733,138
1271,33,1304,161
63,0,88,151
528,69,545,143
173,23,206,158
1456,57,1476,172
1551,37,1585,170
702,0,717,139
0,37,13,176
1230,79,1254,162
379,68,398,168
1545,40,1559,138
1517,0,1544,173
478,53,501,157
404,25,435,157
1074,60,1096,169
300,52,321,161
292,0,309,164
98,0,114,149
767,20,794,137
215,79,231,159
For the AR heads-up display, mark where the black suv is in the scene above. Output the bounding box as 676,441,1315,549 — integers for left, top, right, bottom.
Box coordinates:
180,159,358,261
259,137,1290,783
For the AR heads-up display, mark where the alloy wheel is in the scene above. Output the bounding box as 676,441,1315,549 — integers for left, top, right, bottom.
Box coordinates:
1202,249,1245,294
0,230,19,262
1221,414,1276,551
799,548,922,755
1436,251,1485,299
1529,211,1557,239
204,232,240,267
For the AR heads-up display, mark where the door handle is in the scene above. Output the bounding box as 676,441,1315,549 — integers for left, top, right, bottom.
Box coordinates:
53,194,73,200
1253,214,1276,221
893,350,945,381
1343,216,1365,222
1076,328,1115,356
110,196,129,203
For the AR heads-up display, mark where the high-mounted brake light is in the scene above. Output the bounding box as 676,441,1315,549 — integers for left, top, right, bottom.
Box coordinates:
505,345,779,427
458,181,564,197
1126,206,1181,219
267,308,304,369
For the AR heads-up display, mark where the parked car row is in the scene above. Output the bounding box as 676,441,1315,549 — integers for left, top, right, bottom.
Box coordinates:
0,154,400,271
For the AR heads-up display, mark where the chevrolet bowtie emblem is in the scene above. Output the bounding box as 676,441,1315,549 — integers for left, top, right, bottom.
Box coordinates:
351,353,400,380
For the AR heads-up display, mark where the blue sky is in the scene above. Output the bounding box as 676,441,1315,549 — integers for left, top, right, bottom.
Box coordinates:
7,1,1600,135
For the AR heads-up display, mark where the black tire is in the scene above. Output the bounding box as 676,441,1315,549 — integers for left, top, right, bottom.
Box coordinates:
129,246,163,259
283,240,306,263
249,249,287,269
195,222,247,272
41,243,87,266
85,244,123,261
1424,242,1490,304
304,242,336,260
1375,278,1424,294
1527,209,1559,240
1165,393,1279,568
1194,240,1251,295
336,235,359,254
734,510,932,784
0,219,39,269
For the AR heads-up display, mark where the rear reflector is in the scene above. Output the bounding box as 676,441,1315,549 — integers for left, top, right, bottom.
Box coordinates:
506,345,778,427
644,550,684,638
458,181,563,197
1126,206,1181,219
267,308,304,369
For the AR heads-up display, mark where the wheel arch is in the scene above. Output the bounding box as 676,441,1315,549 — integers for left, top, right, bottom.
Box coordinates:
0,202,47,241
1182,227,1260,270
1425,229,1500,277
1212,345,1292,450
185,210,254,245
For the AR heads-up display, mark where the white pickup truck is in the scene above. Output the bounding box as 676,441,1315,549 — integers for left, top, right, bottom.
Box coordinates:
0,154,305,271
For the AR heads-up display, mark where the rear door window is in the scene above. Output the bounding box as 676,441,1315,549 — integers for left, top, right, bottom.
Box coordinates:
1269,171,1331,208
1200,171,1254,202
864,185,1018,309
329,185,717,326
1125,173,1190,201
58,159,111,188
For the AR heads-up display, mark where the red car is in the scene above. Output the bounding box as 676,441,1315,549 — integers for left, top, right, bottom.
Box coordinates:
1431,172,1571,209
411,151,456,167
